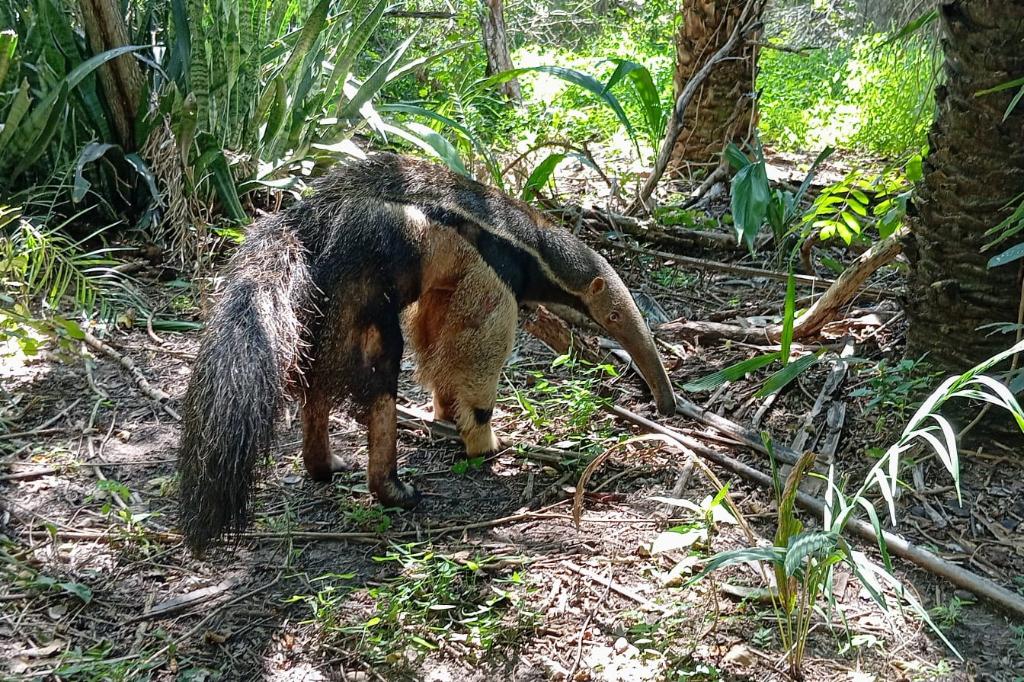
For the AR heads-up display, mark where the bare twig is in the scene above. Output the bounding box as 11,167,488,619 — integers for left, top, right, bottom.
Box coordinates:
563,561,655,609
605,240,892,298
82,330,170,403
0,398,82,441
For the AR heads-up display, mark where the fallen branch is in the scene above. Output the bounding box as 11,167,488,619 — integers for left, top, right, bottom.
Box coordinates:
555,203,745,252
563,560,657,610
0,398,82,441
630,0,766,214
82,331,170,403
656,319,775,344
765,227,907,341
605,240,892,298
523,306,799,465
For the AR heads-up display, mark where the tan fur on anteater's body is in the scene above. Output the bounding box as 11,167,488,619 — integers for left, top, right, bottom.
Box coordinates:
178,153,676,553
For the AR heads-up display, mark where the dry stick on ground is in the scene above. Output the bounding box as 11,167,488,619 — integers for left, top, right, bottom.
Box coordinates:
650,230,905,345
0,398,83,442
81,330,181,421
523,304,799,467
553,203,746,252
629,0,766,215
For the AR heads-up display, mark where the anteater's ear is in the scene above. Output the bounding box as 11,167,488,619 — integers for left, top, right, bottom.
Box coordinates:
588,276,606,295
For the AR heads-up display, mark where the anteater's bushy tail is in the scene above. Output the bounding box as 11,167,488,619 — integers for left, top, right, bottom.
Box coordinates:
178,216,311,554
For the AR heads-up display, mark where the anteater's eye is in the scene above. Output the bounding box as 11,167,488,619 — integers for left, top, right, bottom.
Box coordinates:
608,311,621,324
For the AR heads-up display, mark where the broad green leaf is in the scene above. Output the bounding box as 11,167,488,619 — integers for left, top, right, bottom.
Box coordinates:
378,122,468,177
73,142,119,202
988,242,1024,269
59,582,93,603
730,160,770,251
380,102,502,186
682,352,781,392
602,58,664,143
338,31,418,121
783,531,838,578
685,546,785,587
486,65,640,154
723,142,750,171
326,0,389,103
854,498,893,572
0,79,31,158
522,152,566,202
755,350,823,398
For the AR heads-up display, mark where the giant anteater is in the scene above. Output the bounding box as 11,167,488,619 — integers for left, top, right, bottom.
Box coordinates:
178,153,677,553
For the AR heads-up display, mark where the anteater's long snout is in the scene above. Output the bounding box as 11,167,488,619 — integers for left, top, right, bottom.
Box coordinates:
616,319,677,416
586,272,677,416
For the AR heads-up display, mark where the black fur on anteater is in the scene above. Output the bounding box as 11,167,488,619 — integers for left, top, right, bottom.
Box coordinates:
177,153,676,553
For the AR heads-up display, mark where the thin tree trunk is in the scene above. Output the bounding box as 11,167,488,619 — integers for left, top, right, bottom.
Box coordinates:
669,0,761,175
904,1,1024,372
78,0,145,150
481,0,521,102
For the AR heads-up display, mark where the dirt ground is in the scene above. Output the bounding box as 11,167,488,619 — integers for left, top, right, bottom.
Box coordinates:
3,190,1024,680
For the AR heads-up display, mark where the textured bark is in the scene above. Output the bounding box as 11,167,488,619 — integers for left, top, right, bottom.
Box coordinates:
905,1,1024,372
669,0,761,173
481,0,521,102
78,0,144,150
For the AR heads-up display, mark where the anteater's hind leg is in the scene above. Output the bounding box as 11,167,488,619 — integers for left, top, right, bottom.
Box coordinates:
359,318,421,509
301,388,340,481
410,272,518,458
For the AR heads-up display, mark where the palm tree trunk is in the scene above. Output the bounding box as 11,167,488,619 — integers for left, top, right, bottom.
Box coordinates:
78,0,144,150
904,1,1024,372
481,0,521,102
668,0,761,175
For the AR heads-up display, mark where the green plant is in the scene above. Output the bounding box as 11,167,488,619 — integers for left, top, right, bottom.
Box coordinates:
1011,623,1024,657
758,34,937,155
850,356,941,424
929,595,967,629
512,353,618,445
650,485,737,558
338,498,392,533
724,140,832,249
684,270,824,398
290,544,534,667
688,340,1024,677
451,456,485,476
801,159,918,246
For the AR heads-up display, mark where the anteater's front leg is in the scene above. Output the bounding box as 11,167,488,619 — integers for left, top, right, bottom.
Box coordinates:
360,319,420,509
410,275,517,458
366,393,420,508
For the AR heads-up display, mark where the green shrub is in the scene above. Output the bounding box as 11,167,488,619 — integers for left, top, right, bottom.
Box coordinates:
758,35,937,155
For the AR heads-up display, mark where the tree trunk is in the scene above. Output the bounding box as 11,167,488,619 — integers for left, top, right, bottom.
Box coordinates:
905,1,1024,373
669,0,761,174
481,0,521,102
78,0,144,150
